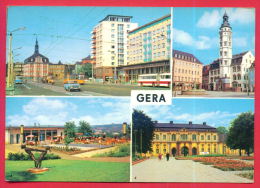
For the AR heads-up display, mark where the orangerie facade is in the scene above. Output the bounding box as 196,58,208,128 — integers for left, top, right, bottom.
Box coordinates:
151,121,242,156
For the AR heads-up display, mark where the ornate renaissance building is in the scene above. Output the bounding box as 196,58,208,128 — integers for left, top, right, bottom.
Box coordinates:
207,12,255,92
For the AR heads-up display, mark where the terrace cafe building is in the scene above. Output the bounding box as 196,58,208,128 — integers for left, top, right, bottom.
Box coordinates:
5,125,65,144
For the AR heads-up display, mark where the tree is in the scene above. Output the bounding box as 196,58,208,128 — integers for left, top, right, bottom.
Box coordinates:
216,126,228,134
226,112,254,156
78,63,92,78
64,121,76,148
78,120,93,136
132,109,155,155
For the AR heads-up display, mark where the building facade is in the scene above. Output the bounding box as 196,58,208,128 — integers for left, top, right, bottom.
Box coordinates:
119,14,171,82
49,61,66,80
207,12,255,92
172,50,203,91
23,39,50,81
91,15,138,80
202,65,210,90
151,121,241,156
5,125,64,144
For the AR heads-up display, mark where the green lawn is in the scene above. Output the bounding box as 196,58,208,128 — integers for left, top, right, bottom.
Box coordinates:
6,159,130,182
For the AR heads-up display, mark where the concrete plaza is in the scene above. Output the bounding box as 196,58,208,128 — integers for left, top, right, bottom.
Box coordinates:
132,158,253,183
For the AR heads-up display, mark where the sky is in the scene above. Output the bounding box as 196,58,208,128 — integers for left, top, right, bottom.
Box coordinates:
135,99,254,128
173,7,255,65
6,97,130,126
7,6,170,63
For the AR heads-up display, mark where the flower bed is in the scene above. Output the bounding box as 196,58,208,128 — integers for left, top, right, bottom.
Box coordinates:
175,157,193,160
192,157,254,171
227,156,254,160
240,156,254,160
213,162,254,171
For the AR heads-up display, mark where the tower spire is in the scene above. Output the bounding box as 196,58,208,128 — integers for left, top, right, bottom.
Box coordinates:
221,11,231,28
35,37,39,54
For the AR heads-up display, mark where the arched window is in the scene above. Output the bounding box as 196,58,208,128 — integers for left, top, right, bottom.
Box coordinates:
233,75,237,80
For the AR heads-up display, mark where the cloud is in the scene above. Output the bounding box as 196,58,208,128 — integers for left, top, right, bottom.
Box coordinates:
197,8,255,29
225,8,255,25
6,98,130,126
197,10,221,28
173,28,194,46
173,28,218,50
23,98,76,115
136,105,238,127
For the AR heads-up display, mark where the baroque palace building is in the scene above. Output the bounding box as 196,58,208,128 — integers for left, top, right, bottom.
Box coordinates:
151,121,240,156
118,14,171,82
207,12,255,92
91,15,138,81
172,50,203,91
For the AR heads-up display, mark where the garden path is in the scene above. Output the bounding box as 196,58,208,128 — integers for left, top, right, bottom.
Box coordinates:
132,158,253,183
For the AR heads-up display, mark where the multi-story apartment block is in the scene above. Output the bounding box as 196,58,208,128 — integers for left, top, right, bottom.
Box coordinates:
119,14,171,82
128,14,171,65
151,121,243,156
172,50,203,91
207,12,255,92
91,15,138,81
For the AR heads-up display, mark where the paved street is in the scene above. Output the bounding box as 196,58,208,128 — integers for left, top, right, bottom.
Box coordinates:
9,81,168,96
132,158,253,183
175,91,254,98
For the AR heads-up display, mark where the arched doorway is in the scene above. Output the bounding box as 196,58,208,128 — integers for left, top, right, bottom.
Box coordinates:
171,148,177,156
192,147,197,155
181,146,189,156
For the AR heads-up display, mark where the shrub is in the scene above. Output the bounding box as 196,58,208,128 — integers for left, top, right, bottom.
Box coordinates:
7,152,61,161
93,144,130,158
238,172,254,179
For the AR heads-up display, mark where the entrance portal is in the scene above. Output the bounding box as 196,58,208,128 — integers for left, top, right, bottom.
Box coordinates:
171,148,177,156
192,147,197,155
181,146,189,156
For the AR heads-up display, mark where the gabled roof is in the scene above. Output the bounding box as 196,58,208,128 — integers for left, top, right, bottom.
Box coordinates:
231,51,248,66
154,122,217,132
173,50,202,64
24,39,49,64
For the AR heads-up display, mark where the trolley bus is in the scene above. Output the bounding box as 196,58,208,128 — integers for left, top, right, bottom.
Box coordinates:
138,73,171,87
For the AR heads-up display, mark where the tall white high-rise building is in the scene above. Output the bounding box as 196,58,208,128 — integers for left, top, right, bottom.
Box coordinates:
91,15,138,80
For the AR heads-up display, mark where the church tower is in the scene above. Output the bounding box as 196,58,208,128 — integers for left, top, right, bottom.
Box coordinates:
219,11,232,79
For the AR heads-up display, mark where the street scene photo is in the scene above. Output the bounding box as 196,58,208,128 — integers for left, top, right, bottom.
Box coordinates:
132,99,254,182
5,97,130,182
172,8,255,98
6,6,171,96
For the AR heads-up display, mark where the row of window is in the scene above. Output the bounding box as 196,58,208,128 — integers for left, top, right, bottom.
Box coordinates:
174,54,197,62
174,76,201,82
175,68,201,75
155,134,217,141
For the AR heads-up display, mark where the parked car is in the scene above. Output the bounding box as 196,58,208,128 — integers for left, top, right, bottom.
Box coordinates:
64,80,81,91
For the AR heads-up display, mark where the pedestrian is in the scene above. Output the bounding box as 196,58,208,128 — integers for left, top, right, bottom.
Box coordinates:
158,153,162,160
166,152,170,161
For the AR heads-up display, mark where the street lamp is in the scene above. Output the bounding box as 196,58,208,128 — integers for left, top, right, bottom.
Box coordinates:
6,27,26,94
